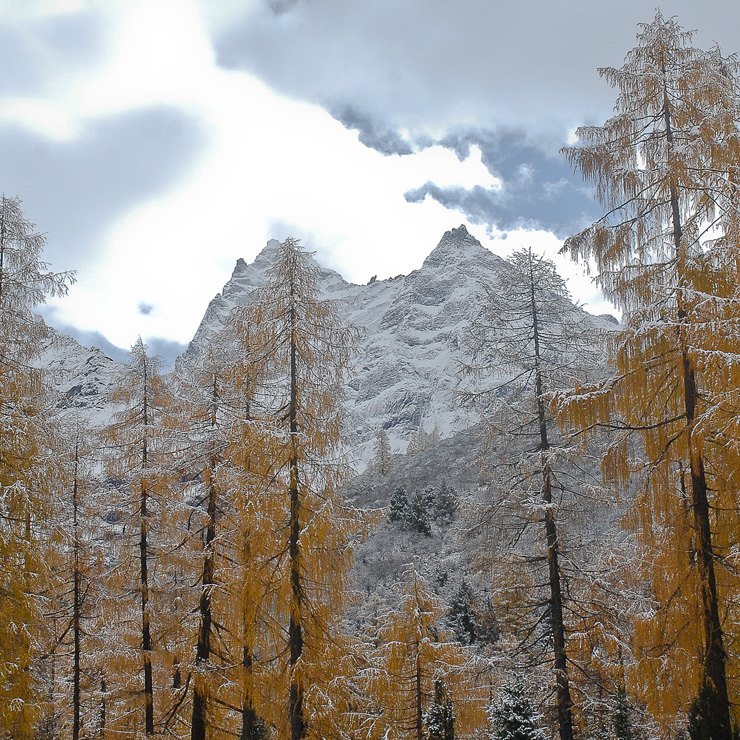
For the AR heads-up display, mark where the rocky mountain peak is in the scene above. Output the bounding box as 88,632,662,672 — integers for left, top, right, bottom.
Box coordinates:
422,224,499,270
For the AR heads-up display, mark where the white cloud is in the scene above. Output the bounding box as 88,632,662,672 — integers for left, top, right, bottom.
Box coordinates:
42,5,507,348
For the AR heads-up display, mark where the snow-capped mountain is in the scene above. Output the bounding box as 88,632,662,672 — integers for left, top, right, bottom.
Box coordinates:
177,225,612,465
46,225,612,466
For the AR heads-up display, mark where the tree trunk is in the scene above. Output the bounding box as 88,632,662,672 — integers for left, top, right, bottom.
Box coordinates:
72,440,81,740
415,650,423,740
241,646,258,740
288,293,305,740
664,91,731,738
530,254,574,740
191,377,220,740
140,366,154,736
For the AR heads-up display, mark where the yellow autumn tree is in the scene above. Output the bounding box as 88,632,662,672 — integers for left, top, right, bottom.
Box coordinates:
0,195,73,739
42,423,109,740
102,338,192,737
234,237,367,740
181,338,279,740
558,12,740,734
361,565,484,740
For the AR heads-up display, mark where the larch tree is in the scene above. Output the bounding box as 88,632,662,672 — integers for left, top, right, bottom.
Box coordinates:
461,248,600,740
0,195,73,738
179,346,246,740
45,422,106,740
558,12,740,733
372,428,393,476
103,338,190,737
365,564,483,740
237,237,366,740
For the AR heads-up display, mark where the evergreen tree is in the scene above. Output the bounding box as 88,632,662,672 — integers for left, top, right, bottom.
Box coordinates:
488,683,546,740
613,685,638,740
425,678,455,740
409,488,433,535
390,485,411,524
448,581,477,646
559,12,740,729
433,481,457,525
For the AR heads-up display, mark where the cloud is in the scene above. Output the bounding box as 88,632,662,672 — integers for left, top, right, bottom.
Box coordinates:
0,7,109,97
330,104,413,156
402,129,598,238
208,0,740,143
0,105,209,274
138,302,154,316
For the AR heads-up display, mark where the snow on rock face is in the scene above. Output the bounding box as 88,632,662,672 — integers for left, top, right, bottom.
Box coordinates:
43,226,608,468
41,330,121,428
174,225,605,468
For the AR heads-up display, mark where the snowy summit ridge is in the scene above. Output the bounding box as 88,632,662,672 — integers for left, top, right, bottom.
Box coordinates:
46,225,608,467
173,225,606,466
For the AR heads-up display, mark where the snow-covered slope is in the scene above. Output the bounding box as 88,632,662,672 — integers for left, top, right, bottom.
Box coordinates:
42,330,121,428
176,225,611,466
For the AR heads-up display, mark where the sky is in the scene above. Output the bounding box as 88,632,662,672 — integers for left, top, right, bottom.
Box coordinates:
2,0,739,365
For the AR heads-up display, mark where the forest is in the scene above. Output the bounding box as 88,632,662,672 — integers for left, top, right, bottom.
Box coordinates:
1,11,740,740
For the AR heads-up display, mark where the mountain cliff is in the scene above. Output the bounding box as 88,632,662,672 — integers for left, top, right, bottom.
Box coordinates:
46,225,612,467
176,225,611,465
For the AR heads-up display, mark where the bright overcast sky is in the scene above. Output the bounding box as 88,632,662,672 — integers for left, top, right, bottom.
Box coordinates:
2,0,738,363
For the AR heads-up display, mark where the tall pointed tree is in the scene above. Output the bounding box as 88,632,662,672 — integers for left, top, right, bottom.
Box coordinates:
103,338,189,736
559,12,740,733
239,237,363,740
0,195,73,738
461,248,600,740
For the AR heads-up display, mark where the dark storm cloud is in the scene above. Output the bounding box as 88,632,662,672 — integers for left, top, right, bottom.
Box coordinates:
331,105,414,156
0,9,109,96
0,106,208,273
405,130,599,238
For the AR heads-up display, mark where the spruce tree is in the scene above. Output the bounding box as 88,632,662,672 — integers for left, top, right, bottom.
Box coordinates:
389,485,410,524
488,683,546,740
426,678,455,740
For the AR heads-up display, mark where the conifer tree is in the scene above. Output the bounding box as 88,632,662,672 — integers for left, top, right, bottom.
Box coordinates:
45,424,106,740
0,195,73,738
239,237,364,740
103,338,189,736
373,428,393,476
462,248,598,740
425,678,455,740
182,349,231,740
488,682,546,740
389,486,410,524
559,12,740,731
